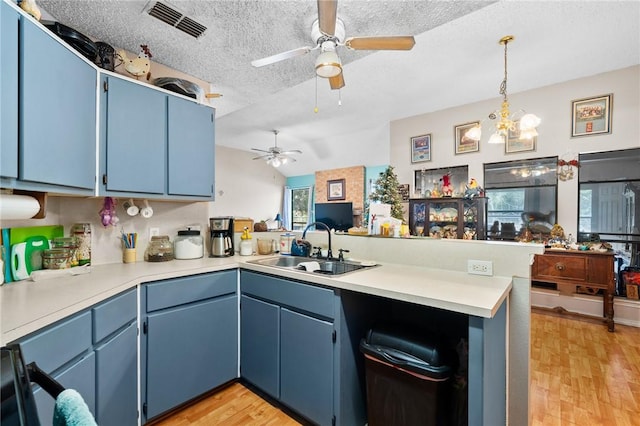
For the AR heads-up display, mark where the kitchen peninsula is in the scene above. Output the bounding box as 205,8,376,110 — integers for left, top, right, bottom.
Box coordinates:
0,237,543,425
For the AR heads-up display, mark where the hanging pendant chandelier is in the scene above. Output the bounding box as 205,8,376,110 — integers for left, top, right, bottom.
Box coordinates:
465,35,541,144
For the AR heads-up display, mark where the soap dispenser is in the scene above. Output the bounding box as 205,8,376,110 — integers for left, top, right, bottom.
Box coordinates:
239,227,253,256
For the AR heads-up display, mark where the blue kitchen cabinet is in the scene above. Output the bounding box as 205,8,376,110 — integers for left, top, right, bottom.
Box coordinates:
167,96,215,198
19,14,96,191
93,289,138,426
240,294,280,398
18,311,96,425
240,271,338,426
100,75,166,195
0,0,19,180
141,271,238,422
280,308,334,426
16,289,139,426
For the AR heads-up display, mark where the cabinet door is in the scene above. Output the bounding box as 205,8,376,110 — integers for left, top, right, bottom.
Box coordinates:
1,1,19,179
167,96,215,198
95,321,137,426
281,308,334,426
240,294,280,398
20,19,96,189
33,352,96,426
103,76,166,194
145,294,237,419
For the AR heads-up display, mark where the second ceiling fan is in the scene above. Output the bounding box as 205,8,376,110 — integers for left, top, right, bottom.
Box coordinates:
251,0,415,90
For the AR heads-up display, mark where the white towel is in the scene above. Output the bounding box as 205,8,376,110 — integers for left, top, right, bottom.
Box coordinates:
298,261,320,272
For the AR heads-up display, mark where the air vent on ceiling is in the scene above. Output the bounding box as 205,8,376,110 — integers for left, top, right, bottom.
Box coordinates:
147,1,207,39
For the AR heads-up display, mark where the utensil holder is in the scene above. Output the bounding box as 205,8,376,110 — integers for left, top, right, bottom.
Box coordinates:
123,248,136,263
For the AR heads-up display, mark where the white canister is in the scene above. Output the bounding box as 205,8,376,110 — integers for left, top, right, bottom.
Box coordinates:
174,230,203,259
279,233,294,255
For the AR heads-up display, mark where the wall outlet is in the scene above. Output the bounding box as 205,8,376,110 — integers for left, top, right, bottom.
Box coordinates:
467,259,493,276
149,227,160,240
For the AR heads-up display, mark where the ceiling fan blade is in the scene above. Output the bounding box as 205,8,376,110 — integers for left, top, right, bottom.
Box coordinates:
329,73,345,90
317,0,337,36
281,150,302,155
251,46,312,67
252,154,271,160
345,36,415,51
251,148,271,153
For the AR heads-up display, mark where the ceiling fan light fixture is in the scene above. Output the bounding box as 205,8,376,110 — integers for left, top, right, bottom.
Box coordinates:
315,50,342,78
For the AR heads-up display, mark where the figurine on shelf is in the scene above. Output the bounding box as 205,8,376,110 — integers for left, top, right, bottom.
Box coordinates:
431,182,441,198
441,173,453,197
464,178,484,198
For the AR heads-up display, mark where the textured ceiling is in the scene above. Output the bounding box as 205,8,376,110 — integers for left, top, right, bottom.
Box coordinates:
38,0,640,176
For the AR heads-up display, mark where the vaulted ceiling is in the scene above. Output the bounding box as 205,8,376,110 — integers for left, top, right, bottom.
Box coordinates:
39,0,640,176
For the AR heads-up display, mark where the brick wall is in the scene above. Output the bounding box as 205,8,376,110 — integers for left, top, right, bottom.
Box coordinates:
315,166,365,226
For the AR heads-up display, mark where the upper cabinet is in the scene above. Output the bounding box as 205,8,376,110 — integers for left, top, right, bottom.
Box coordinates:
167,96,215,198
100,75,166,195
1,5,96,193
99,74,216,200
1,1,19,180
0,3,215,200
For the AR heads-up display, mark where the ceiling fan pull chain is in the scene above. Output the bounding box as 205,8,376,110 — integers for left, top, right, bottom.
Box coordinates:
338,89,342,106
315,76,319,113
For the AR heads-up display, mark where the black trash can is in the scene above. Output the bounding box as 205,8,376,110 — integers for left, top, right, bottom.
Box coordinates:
360,326,453,426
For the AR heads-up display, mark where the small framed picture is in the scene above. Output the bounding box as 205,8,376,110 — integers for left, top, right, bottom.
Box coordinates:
571,94,612,137
454,122,480,154
506,122,537,154
327,178,345,201
411,134,431,163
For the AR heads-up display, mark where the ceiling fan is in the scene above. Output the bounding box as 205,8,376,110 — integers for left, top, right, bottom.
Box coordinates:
251,0,415,90
252,130,302,167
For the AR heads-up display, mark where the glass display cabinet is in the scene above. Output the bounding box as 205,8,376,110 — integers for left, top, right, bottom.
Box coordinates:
409,197,487,239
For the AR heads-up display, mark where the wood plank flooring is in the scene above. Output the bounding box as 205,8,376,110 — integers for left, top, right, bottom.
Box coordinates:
156,312,640,426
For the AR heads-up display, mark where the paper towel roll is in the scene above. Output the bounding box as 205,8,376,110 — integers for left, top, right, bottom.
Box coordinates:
0,194,41,219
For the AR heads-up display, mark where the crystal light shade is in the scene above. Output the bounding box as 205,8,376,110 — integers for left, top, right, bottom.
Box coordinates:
315,50,342,78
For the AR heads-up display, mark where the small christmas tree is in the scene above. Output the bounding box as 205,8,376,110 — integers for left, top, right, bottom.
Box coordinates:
369,165,404,221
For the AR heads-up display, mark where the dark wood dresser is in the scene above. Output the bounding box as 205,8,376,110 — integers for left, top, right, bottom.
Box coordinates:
532,249,615,331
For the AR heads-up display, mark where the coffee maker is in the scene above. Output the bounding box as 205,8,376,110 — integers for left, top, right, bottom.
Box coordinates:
209,217,234,257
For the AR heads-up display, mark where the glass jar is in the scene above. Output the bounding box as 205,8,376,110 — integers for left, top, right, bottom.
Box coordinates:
174,230,203,260
145,235,174,262
70,223,91,265
42,248,72,269
52,237,79,267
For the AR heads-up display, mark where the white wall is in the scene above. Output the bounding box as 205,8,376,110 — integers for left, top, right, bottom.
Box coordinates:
390,66,640,237
1,146,285,264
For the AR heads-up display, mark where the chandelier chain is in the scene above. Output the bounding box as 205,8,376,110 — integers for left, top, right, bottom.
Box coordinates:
499,38,509,99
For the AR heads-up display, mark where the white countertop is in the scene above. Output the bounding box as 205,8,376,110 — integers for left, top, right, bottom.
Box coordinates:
1,255,512,345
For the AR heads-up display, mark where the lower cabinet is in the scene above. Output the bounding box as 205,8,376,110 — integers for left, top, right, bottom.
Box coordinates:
240,271,338,426
280,308,334,425
141,270,238,422
16,288,137,426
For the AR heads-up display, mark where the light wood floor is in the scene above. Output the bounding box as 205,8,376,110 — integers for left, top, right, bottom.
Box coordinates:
155,312,640,426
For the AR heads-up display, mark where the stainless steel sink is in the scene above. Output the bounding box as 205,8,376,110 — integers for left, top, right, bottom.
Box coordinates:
248,256,376,276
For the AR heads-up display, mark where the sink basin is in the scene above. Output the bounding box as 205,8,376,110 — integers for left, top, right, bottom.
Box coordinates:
248,256,376,276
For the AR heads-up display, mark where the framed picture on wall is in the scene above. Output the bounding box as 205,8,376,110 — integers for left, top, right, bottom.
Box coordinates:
454,122,480,154
327,178,346,201
411,134,431,163
506,121,537,153
571,94,612,137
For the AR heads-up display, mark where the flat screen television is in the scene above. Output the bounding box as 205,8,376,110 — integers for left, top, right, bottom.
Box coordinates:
315,202,353,232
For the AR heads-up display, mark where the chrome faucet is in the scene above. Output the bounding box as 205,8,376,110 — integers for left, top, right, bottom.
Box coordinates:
302,222,332,259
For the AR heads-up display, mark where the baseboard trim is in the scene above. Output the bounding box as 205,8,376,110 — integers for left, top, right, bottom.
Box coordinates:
531,289,640,328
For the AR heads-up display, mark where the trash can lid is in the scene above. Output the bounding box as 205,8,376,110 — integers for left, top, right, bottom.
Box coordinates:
360,326,452,379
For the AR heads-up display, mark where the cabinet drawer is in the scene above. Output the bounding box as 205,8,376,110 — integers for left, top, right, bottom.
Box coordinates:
19,311,92,373
534,254,586,282
241,271,335,319
146,270,236,312
92,288,137,343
